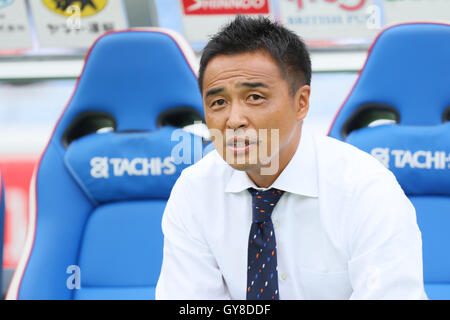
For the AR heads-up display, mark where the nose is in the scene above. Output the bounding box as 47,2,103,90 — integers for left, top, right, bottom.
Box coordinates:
226,101,248,131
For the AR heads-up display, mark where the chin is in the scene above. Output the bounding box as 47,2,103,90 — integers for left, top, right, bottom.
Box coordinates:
224,153,263,172
227,162,259,172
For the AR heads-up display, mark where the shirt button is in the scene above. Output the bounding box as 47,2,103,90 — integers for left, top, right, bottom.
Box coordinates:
281,273,288,281
273,221,279,229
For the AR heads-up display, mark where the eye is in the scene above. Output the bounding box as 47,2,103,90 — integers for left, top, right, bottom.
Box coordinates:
247,94,265,104
249,94,262,100
211,99,226,108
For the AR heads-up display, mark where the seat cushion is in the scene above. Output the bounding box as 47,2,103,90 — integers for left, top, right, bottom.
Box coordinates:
75,200,165,299
425,283,450,300
410,196,450,284
74,286,156,300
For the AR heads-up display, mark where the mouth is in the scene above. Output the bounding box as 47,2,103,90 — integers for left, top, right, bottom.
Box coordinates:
226,137,257,153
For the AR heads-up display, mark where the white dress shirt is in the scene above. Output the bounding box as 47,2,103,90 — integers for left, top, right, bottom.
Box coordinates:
155,126,427,300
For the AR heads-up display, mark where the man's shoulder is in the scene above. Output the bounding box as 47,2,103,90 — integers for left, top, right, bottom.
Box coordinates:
311,134,413,248
317,134,389,171
313,133,396,190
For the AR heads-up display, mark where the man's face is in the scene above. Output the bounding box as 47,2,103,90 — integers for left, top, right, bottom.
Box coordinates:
202,50,310,177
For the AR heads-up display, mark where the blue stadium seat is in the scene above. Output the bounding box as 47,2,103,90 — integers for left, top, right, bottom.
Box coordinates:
0,172,5,296
328,23,450,300
6,28,211,300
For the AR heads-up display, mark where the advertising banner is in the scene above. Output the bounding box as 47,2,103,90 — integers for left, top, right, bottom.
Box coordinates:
29,0,127,49
278,0,449,47
0,0,33,51
278,0,382,46
180,0,272,43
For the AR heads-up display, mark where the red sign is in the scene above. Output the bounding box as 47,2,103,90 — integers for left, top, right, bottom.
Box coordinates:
0,157,37,269
182,0,270,15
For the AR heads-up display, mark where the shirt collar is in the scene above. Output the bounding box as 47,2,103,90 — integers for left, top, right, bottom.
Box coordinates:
225,126,319,197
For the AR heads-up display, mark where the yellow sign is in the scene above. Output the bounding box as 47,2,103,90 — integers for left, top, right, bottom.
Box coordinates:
42,0,108,17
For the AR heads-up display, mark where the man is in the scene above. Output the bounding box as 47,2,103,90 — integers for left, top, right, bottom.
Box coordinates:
155,16,426,300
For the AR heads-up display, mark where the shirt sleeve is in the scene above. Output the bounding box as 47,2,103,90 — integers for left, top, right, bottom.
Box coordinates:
155,173,231,300
346,171,428,300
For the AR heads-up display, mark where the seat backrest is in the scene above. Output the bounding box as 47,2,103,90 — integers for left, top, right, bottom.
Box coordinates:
328,23,450,299
6,28,210,300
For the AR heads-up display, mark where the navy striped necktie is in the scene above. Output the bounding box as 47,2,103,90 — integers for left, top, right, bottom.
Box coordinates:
246,187,284,300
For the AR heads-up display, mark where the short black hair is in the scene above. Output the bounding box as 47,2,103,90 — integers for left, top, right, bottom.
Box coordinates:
198,15,312,96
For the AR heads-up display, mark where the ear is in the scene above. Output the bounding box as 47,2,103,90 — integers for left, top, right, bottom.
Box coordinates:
294,85,311,121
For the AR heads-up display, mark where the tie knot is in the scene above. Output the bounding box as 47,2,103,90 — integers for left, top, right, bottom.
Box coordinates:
248,188,285,222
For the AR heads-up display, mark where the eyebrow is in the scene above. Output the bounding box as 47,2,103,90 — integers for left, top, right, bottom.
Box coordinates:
239,82,269,89
204,82,269,98
205,87,224,98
